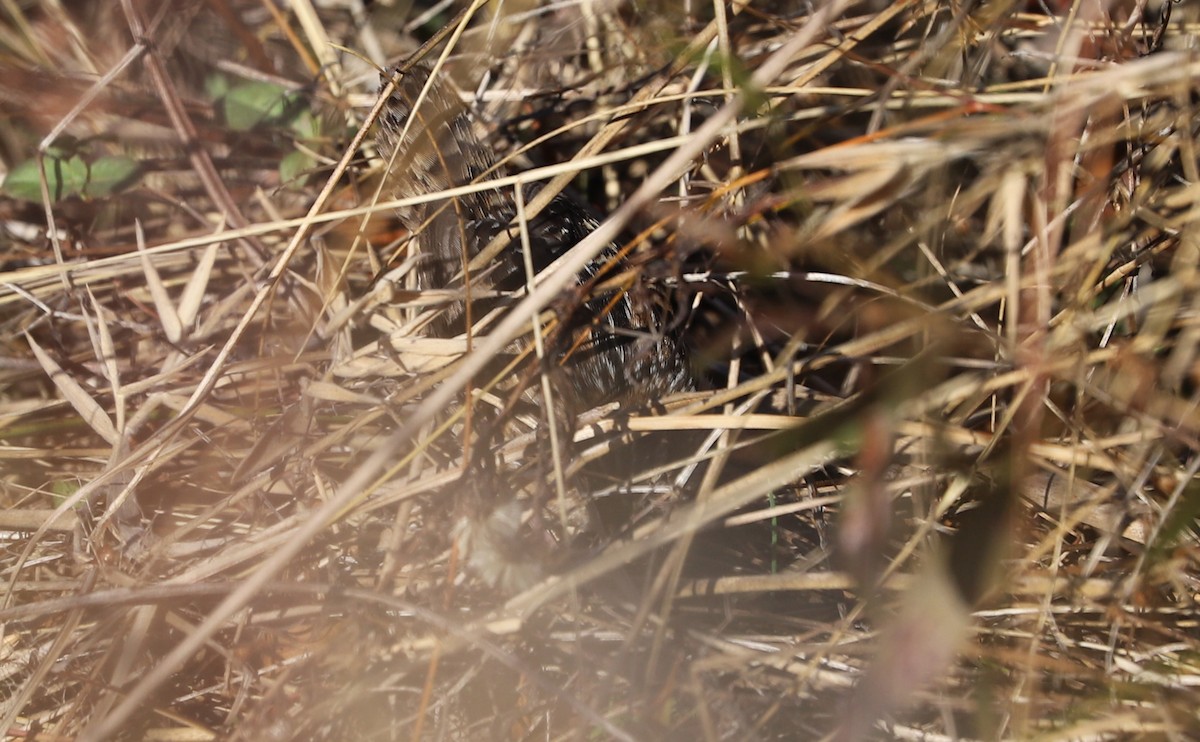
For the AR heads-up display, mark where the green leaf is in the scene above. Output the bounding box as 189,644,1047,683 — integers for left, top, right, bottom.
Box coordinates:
3,159,48,200
3,154,88,201
49,479,81,507
205,73,230,101
279,149,314,188
84,155,141,197
289,109,321,140
223,81,296,131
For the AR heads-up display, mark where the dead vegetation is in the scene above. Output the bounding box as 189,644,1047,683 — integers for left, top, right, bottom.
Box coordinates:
2,0,1200,739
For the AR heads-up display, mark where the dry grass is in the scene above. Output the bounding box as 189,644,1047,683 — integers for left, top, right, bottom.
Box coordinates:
2,0,1199,739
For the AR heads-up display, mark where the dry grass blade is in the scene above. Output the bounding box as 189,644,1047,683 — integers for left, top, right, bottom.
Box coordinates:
24,333,119,446
134,220,183,343
176,238,221,333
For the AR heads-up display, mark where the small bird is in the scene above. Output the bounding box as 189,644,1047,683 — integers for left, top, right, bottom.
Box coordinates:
374,63,693,589
374,63,692,414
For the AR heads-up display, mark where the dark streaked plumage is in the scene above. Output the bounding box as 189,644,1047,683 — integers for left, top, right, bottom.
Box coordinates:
375,64,692,413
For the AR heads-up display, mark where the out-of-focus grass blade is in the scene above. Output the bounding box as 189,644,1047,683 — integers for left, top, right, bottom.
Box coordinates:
26,333,119,446
86,288,124,432
178,239,221,334
135,220,183,343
